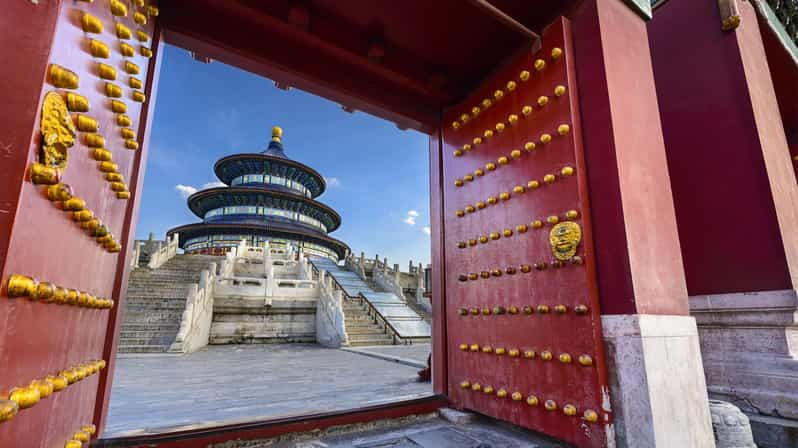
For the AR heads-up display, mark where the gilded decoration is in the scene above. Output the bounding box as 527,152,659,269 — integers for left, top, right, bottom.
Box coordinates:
549,221,582,260
40,92,76,170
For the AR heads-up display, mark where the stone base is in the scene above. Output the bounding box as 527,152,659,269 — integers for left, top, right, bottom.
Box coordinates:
602,314,715,448
690,289,798,420
210,297,317,344
748,413,798,448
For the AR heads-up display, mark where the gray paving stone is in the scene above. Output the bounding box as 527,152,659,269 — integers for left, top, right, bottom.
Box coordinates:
351,343,431,364
106,343,432,437
217,414,569,448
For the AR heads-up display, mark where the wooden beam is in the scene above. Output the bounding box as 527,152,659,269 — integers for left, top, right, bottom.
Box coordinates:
161,0,444,133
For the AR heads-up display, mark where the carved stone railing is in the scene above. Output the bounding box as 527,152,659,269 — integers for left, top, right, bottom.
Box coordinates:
232,257,266,277
373,266,405,300
344,252,426,297
315,269,348,347
297,253,314,281
214,277,268,299
169,248,236,353
170,239,324,352
344,253,367,280
146,233,179,270
274,278,319,298
130,241,143,268
170,259,222,354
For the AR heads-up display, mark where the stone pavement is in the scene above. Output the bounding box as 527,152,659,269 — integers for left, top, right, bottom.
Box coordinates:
342,343,432,368
106,344,432,437
206,412,568,447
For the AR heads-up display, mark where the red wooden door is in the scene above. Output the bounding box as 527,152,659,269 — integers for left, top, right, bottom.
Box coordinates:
0,1,160,446
440,18,612,447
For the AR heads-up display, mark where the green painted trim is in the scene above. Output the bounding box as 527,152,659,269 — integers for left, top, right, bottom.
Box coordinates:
624,0,653,20
752,0,798,66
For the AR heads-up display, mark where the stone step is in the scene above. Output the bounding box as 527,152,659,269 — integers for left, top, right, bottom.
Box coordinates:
125,296,188,303
117,344,170,353
119,330,179,338
345,320,380,327
125,304,186,311
344,318,377,325
129,273,200,279
118,335,176,346
348,332,393,342
345,318,379,325
122,312,184,322
129,271,201,276
126,296,187,302
127,289,191,295
348,338,395,347
120,323,180,332
124,301,187,308
125,303,187,311
120,254,217,352
126,283,194,288
345,328,389,336
126,288,193,293
130,270,203,276
342,312,374,320
344,320,378,327
126,285,194,291
209,335,316,345
342,305,368,312
124,304,185,311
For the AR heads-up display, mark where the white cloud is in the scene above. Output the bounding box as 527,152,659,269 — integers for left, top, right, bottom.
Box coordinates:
175,181,225,199
175,184,198,199
422,226,431,235
402,210,420,226
324,177,341,188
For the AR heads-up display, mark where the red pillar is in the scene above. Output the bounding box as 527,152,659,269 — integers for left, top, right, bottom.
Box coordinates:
573,0,689,316
568,0,714,445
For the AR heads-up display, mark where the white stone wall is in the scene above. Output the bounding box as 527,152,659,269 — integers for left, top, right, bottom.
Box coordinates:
602,314,715,448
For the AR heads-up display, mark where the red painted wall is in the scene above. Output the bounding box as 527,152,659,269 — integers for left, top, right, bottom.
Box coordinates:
648,0,793,295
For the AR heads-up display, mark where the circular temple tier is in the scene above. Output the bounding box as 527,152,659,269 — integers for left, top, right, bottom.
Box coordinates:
166,126,349,260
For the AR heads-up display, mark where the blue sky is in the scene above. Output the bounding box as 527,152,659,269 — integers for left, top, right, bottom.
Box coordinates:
136,45,432,265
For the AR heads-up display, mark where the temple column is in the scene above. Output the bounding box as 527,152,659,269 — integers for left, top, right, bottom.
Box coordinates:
570,0,714,445
647,0,798,437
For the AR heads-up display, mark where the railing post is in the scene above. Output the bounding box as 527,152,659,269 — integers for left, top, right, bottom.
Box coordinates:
266,264,275,297
416,264,425,302
198,270,210,289
131,241,142,268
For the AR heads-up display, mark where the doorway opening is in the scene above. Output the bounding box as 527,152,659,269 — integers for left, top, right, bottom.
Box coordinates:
106,44,435,437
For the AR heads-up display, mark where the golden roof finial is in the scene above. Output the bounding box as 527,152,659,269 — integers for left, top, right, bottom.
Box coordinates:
271,126,283,143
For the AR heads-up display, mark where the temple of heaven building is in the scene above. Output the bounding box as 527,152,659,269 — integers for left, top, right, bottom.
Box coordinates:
166,126,349,260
